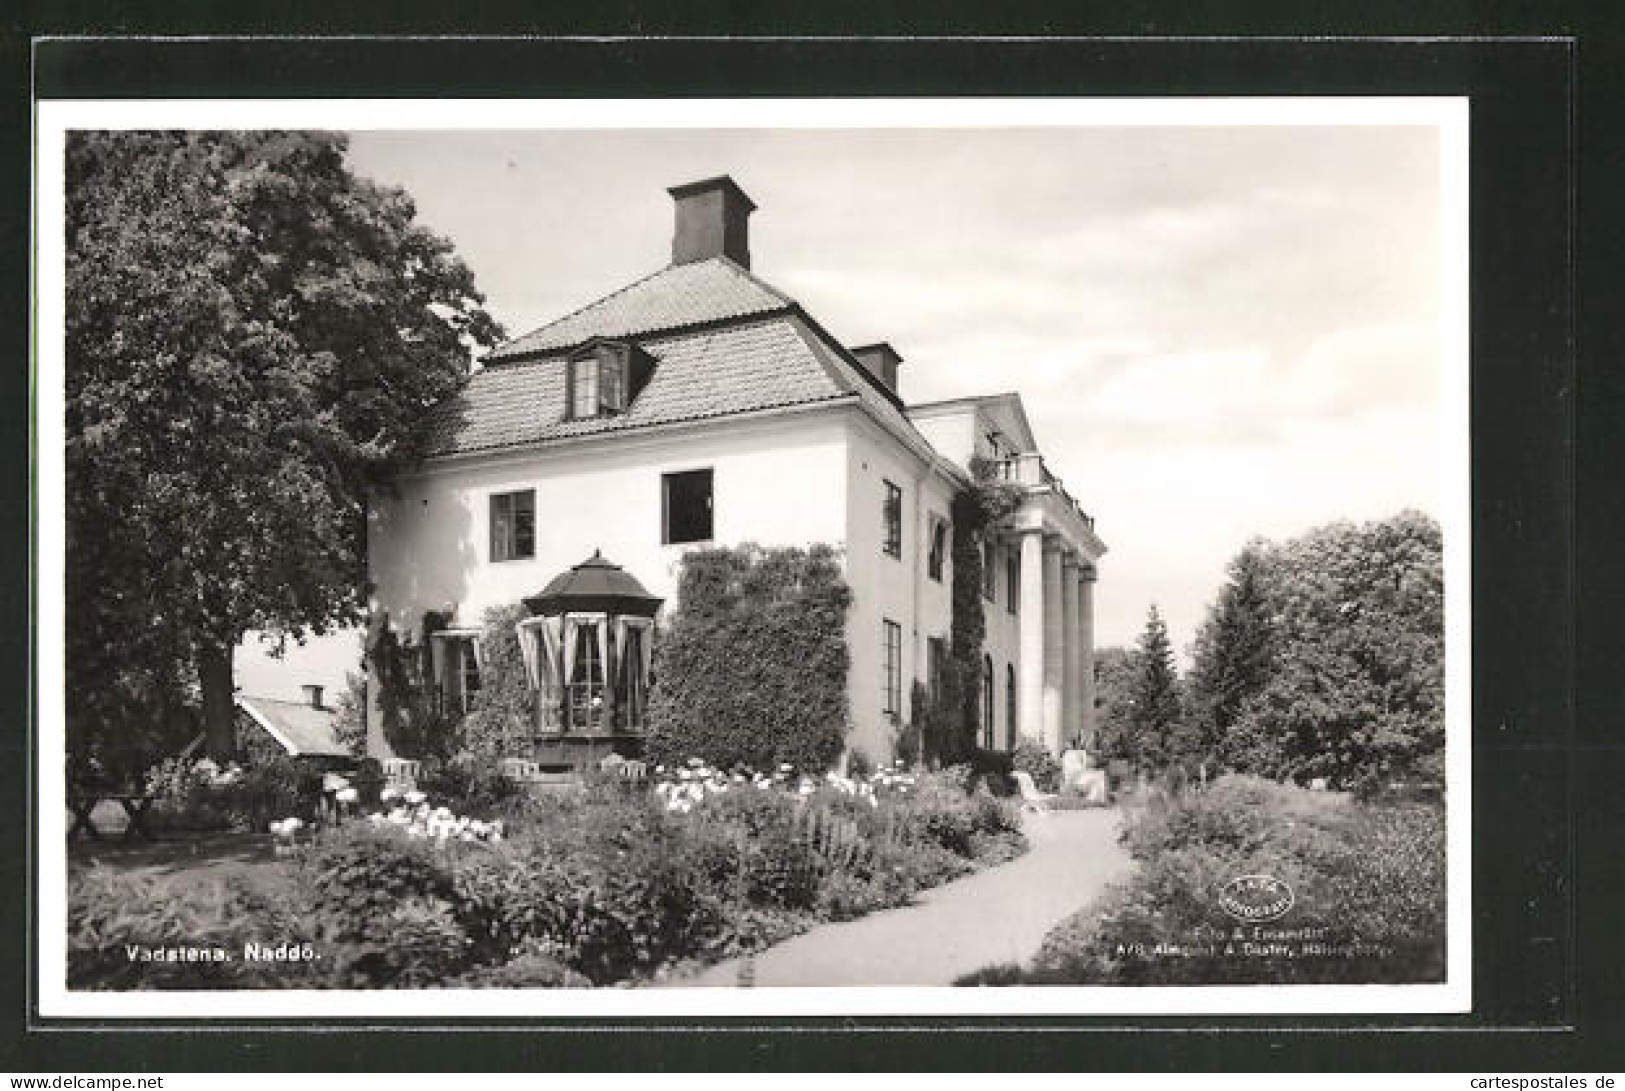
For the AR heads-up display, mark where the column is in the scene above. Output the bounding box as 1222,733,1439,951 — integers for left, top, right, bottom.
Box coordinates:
1017,528,1046,745
1042,539,1065,756
1061,554,1081,751
1079,564,1098,752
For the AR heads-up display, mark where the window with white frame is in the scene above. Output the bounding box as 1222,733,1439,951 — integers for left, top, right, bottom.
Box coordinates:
490,489,535,562
883,619,902,717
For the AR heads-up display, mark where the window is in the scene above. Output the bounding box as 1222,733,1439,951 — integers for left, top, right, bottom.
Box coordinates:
459,641,482,714
569,346,629,419
981,538,997,600
981,655,995,749
927,518,948,582
490,490,535,562
882,620,902,717
927,637,947,703
1005,664,1017,749
1006,552,1020,614
567,622,607,732
662,468,713,544
882,480,902,558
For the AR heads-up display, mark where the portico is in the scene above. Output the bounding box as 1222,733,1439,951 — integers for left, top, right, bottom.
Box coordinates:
986,453,1107,758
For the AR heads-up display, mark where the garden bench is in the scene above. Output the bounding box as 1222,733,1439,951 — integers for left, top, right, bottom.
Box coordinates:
67,792,155,842
1012,771,1057,814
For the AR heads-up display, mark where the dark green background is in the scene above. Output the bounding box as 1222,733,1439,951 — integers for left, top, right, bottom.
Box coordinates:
9,12,1618,1072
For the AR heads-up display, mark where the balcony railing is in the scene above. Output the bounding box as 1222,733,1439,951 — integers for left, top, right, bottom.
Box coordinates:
983,453,1095,530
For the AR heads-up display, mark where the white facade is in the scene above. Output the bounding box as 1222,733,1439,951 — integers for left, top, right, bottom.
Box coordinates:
361,389,1104,765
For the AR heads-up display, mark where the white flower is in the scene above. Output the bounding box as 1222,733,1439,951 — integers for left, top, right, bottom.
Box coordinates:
335,787,359,804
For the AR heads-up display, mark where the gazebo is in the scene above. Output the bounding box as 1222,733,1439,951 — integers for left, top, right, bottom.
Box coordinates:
515,550,662,769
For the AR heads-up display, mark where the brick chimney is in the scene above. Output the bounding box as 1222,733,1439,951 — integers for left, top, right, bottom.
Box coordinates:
851,343,904,394
302,684,325,710
668,176,756,268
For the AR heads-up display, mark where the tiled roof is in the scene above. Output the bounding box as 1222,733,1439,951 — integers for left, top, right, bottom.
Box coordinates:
421,254,948,463
486,257,793,361
423,315,854,457
236,695,350,759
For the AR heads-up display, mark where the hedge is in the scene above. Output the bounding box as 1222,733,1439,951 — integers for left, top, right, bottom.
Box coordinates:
646,543,852,772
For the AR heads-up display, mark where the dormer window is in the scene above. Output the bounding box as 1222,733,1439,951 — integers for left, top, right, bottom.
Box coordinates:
567,339,655,420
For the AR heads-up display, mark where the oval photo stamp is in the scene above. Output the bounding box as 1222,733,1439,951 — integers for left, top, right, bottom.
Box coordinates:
1217,874,1296,924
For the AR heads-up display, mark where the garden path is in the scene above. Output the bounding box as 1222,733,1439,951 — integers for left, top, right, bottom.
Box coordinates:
672,807,1131,987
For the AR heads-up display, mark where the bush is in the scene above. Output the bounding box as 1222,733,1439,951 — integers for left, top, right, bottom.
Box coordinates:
447,943,590,988
647,544,852,772
970,748,1015,795
1011,740,1061,793
451,798,727,985
68,868,318,990
302,824,456,944
417,754,520,818
971,775,1445,986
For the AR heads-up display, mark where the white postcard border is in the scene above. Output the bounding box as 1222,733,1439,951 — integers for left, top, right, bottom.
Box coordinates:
33,94,1472,1019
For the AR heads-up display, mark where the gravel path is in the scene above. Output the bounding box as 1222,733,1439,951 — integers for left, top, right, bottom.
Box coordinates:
674,807,1132,987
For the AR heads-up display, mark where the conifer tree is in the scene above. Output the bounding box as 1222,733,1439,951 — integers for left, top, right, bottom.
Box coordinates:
1126,605,1185,772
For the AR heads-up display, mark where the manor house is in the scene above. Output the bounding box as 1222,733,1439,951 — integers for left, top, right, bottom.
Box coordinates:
363,176,1106,769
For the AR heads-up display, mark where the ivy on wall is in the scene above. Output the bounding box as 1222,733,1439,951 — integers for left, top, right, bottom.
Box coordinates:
647,543,852,772
361,610,459,762
933,456,1026,765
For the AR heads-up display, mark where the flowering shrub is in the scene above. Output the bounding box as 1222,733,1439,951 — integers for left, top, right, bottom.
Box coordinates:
363,787,506,844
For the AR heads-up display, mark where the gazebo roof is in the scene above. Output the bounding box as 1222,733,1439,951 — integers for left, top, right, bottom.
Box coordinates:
523,550,664,618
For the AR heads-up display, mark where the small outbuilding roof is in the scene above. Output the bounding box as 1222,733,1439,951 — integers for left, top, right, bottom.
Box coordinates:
235,694,352,759
523,550,664,618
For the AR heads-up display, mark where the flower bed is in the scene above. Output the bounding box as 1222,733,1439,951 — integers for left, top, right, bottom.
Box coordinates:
67,760,1027,989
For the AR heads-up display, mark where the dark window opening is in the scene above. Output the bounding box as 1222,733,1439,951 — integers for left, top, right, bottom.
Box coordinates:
982,655,995,749
882,480,902,558
1007,553,1020,614
491,490,535,562
459,642,482,714
927,518,948,582
981,538,997,600
663,468,714,544
1006,664,1018,749
927,637,947,704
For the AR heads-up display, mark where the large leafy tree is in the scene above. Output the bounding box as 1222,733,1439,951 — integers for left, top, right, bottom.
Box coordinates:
1222,511,1444,791
1185,542,1276,769
66,131,502,764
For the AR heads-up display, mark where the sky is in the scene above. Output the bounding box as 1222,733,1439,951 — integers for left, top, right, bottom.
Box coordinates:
341,123,1447,663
